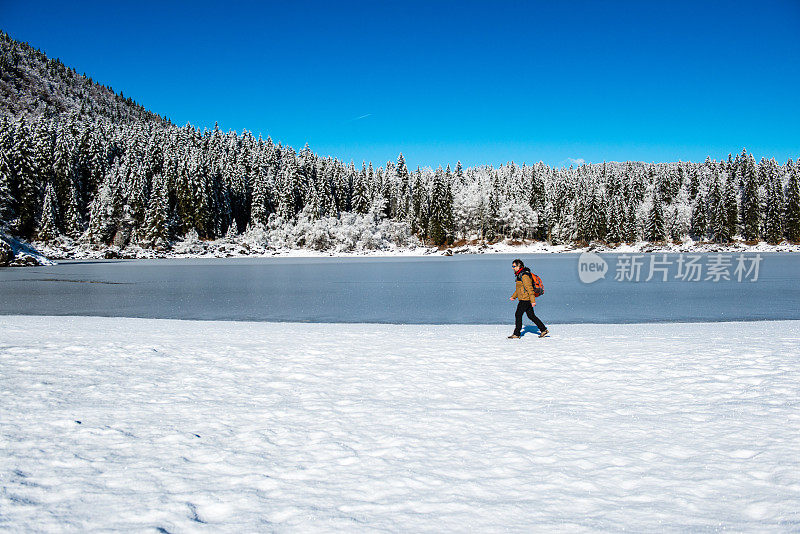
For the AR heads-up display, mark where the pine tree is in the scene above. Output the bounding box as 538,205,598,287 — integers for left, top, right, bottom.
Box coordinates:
395,153,409,220
37,182,59,241
305,176,323,220
428,167,448,246
784,169,800,242
411,169,427,237
623,201,638,242
442,164,454,242
319,159,337,218
605,196,622,243
250,155,270,227
87,165,121,244
690,196,708,240
578,185,606,242
646,192,666,242
52,132,77,234
762,173,784,244
484,174,500,241
723,173,739,240
32,119,55,191
143,173,169,246
0,129,13,224
740,158,760,240
711,185,733,243
352,163,370,214
687,168,700,201
276,152,299,220
12,119,37,236
61,177,82,238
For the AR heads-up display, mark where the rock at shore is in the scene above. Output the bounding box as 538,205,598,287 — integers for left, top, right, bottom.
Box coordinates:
0,232,53,266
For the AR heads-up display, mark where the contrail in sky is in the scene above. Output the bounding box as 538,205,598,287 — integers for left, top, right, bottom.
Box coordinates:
347,113,372,122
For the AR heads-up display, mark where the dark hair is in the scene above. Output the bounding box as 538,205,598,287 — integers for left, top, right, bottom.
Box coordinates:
512,259,524,267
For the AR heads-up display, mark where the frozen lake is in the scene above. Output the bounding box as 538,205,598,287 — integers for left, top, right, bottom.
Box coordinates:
0,253,798,324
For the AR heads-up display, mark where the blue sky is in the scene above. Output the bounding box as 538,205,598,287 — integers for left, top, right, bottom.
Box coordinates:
2,0,799,169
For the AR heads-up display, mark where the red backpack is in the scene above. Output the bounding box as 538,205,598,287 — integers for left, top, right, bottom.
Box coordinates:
528,273,545,297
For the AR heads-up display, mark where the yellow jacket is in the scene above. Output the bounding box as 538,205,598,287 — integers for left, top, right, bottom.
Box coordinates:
511,268,537,304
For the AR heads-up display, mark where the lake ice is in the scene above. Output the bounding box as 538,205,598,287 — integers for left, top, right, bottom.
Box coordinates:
1,253,798,324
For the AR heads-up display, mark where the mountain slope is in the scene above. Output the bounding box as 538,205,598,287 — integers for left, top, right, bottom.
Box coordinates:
0,29,168,125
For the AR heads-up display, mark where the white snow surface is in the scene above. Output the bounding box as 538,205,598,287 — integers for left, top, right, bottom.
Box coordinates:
2,316,799,532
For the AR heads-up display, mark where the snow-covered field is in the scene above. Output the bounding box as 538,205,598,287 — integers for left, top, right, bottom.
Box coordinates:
2,316,799,532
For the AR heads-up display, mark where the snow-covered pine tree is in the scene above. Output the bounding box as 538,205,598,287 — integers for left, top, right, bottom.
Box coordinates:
666,185,690,241
142,173,169,247
87,165,121,244
189,152,214,237
37,181,59,242
784,167,800,242
605,195,622,243
311,158,331,219
250,149,271,227
52,130,77,234
712,191,732,243
395,153,409,220
352,163,370,215
645,191,666,242
443,164,455,242
126,157,148,230
380,160,394,219
483,173,499,240
11,119,38,236
623,198,639,242
276,151,299,220
411,168,427,237
723,172,739,241
0,125,13,224
578,185,606,242
740,156,760,240
690,195,708,240
32,119,54,193
60,176,82,238
305,174,323,220
319,158,338,218
427,167,447,246
762,171,784,244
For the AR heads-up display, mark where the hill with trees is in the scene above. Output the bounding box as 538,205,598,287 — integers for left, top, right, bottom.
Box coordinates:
1,29,799,261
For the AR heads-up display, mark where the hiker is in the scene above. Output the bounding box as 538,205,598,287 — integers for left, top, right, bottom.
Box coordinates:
508,259,548,339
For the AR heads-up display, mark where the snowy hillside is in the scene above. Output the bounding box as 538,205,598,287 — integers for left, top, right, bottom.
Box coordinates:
0,30,167,125
2,316,798,531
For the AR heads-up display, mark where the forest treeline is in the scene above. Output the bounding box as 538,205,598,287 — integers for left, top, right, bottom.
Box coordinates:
1,30,799,251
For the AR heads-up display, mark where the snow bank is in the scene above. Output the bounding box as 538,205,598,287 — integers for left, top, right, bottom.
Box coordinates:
2,316,799,531
30,234,800,260
0,231,54,266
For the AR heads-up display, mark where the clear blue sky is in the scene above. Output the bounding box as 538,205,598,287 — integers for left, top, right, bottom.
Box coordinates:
2,0,799,169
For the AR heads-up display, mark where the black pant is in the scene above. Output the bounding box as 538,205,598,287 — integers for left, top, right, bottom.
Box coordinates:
514,300,546,336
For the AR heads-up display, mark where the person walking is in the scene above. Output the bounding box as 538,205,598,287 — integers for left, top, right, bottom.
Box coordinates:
508,259,548,339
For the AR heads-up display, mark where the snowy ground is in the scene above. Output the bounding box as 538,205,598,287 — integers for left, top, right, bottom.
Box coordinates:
2,316,800,532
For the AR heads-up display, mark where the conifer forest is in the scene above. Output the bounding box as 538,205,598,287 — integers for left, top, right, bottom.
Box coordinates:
2,30,799,255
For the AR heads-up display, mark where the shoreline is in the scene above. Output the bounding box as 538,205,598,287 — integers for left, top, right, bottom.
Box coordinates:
30,238,800,262
2,314,797,327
